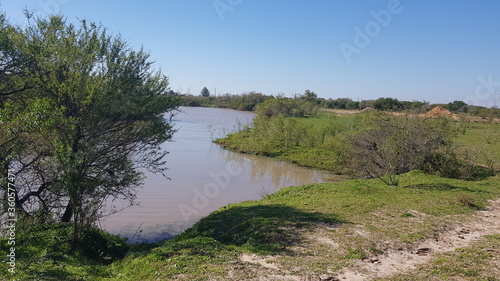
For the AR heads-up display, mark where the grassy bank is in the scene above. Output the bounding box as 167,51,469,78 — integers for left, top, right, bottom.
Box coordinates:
215,111,500,174
3,171,500,280
214,112,355,172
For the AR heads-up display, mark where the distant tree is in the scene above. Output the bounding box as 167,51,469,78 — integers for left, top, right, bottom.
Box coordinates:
445,100,468,113
359,100,374,109
0,15,180,244
201,87,210,97
398,100,430,113
255,98,318,118
301,90,318,102
326,98,360,110
373,97,402,111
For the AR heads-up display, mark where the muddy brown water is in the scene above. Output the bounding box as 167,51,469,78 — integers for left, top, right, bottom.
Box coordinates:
100,106,335,243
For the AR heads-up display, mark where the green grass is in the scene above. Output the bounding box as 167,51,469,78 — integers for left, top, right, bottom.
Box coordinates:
454,121,500,169
5,171,499,280
277,147,341,171
293,111,357,128
0,224,121,280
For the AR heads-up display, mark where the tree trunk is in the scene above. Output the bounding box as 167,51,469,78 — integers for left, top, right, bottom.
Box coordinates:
61,201,73,223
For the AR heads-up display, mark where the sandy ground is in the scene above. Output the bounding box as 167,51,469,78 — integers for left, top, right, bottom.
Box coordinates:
233,198,500,280
334,198,500,280
319,108,365,115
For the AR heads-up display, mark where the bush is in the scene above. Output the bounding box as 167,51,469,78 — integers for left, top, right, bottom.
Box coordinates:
78,228,129,264
255,98,318,118
341,113,458,182
421,150,465,178
468,106,500,119
456,194,478,208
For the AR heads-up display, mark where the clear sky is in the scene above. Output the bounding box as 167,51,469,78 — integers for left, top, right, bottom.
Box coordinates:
1,0,500,106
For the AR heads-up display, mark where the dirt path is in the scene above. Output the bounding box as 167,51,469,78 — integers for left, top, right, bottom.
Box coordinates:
335,198,500,280
319,108,361,115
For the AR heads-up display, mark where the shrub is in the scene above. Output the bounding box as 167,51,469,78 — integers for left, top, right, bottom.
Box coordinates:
255,98,318,118
341,112,457,182
76,228,129,263
456,194,478,208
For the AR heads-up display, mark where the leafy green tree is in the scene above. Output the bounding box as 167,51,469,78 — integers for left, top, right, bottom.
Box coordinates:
326,98,360,110
301,90,317,102
0,14,180,244
445,100,468,113
372,97,402,111
0,13,33,177
200,87,210,97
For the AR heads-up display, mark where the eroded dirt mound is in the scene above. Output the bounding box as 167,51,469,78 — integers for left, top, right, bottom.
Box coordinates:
423,106,457,118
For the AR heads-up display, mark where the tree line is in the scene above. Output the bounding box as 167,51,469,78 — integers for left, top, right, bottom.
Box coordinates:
181,89,500,118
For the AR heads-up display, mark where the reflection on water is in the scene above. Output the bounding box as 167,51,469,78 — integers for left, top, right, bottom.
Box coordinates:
223,150,327,192
100,107,334,243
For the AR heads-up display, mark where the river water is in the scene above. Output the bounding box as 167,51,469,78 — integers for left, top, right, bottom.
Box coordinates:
100,106,333,243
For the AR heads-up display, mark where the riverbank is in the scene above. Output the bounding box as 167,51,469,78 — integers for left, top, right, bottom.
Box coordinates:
215,110,500,174
5,171,499,280
99,172,500,280
214,111,353,173
3,110,500,280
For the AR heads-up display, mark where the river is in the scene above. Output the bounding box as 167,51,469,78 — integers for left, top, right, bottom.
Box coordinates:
100,106,334,243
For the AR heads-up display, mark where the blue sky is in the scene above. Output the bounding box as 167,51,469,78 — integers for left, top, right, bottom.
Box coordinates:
1,0,500,106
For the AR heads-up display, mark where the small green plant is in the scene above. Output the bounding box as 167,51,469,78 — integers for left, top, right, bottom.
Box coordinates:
370,247,384,255
401,213,415,218
344,248,367,260
380,174,400,186
456,194,478,208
